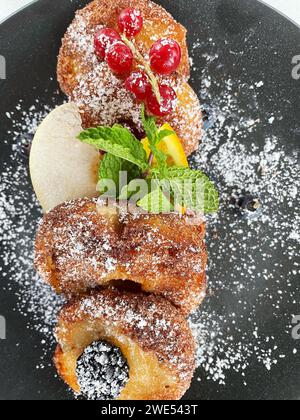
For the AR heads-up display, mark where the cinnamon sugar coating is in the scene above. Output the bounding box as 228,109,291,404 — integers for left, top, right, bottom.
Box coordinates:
54,287,196,400
35,198,207,314
57,0,202,156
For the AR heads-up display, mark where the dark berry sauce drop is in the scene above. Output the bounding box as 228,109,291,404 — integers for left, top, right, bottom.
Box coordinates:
235,194,263,219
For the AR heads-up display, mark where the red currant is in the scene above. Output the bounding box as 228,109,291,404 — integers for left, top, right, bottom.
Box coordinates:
150,39,182,75
118,8,143,38
146,84,177,117
106,41,134,75
124,71,151,101
94,28,121,60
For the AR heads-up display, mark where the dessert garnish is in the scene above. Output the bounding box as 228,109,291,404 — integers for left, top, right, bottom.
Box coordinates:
149,39,182,75
141,122,189,168
105,41,134,75
78,106,219,214
93,7,181,116
118,7,143,38
124,71,150,101
145,84,177,117
94,28,121,60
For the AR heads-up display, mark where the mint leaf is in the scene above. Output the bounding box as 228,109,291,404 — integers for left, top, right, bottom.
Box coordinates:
150,145,168,169
141,106,175,170
119,178,150,201
78,125,148,171
137,187,174,214
141,107,166,168
159,167,219,214
79,112,219,216
141,106,174,145
141,105,157,145
99,154,141,195
156,129,175,143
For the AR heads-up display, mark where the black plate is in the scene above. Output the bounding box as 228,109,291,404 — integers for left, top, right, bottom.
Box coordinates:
0,0,299,400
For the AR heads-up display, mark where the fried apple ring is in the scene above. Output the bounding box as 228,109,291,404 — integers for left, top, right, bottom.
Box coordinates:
54,288,196,400
57,0,203,156
35,198,207,314
57,0,190,95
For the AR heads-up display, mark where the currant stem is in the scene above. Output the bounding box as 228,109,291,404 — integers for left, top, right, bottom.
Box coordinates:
121,35,161,104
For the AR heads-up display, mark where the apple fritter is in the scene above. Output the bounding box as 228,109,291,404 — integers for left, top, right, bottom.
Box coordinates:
35,198,207,314
57,0,190,96
57,0,203,156
54,288,196,400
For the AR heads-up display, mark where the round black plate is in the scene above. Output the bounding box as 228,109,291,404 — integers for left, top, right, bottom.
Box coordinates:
0,0,299,400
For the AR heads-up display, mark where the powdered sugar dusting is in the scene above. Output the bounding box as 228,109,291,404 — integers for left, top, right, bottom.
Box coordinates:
0,102,65,348
57,287,196,390
58,1,201,156
188,38,300,385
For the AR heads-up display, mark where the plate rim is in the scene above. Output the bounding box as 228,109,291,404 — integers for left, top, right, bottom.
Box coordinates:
0,0,38,25
0,0,300,31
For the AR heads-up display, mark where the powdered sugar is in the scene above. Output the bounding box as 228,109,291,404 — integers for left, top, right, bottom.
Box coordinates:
57,1,201,156
0,102,64,347
76,340,129,400
188,39,300,385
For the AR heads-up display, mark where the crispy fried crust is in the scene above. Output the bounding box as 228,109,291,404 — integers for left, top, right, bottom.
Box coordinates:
35,198,207,314
54,288,196,400
57,0,202,156
57,0,190,95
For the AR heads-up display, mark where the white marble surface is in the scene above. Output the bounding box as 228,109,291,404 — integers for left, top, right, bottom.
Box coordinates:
0,0,300,25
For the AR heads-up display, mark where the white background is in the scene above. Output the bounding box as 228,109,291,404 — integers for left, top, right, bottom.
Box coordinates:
0,0,300,25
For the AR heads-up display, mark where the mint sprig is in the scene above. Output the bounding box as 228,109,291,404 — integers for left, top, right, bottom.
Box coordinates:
78,109,220,215
78,125,148,171
99,154,141,195
160,167,219,214
141,105,157,145
141,105,174,169
137,186,174,214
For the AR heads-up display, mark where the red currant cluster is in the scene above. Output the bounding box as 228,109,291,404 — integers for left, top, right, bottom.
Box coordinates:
94,7,182,117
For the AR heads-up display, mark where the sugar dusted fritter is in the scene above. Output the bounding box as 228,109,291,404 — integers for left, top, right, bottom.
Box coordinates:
54,287,196,400
58,0,190,95
35,198,207,314
57,0,203,156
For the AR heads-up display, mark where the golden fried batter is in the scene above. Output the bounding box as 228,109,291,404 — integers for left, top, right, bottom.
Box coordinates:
58,0,190,95
54,288,196,400
57,0,203,156
35,198,207,314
